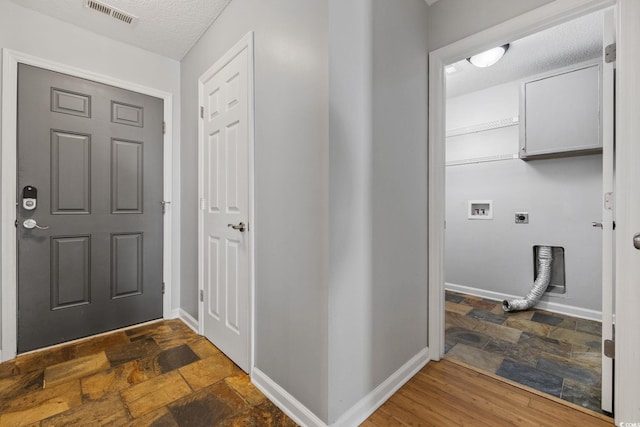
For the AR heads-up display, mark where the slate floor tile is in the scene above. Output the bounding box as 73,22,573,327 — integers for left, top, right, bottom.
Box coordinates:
467,308,507,325
444,342,453,354
186,336,221,360
473,321,522,344
0,369,45,409
462,298,498,311
445,290,603,413
537,357,600,387
0,321,294,426
40,392,129,426
155,344,200,374
122,407,178,427
168,381,245,427
548,328,602,349
445,311,481,330
518,332,572,358
445,292,465,303
576,319,603,336
0,360,19,379
0,380,82,426
121,370,192,418
81,360,149,401
44,352,110,388
224,372,267,405
14,346,76,375
531,312,564,326
219,400,299,427
505,317,552,337
178,353,240,391
484,338,538,367
445,327,492,349
446,343,504,373
562,378,603,413
496,358,563,397
106,337,162,367
445,301,474,315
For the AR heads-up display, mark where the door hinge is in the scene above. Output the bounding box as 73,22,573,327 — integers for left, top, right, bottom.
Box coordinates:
200,106,204,119
604,192,613,210
604,339,615,358
14,219,18,228
199,289,204,302
162,121,166,134
162,282,165,294
605,43,616,63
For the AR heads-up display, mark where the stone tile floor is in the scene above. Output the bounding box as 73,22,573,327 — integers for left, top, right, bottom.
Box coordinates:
445,290,604,414
0,319,296,426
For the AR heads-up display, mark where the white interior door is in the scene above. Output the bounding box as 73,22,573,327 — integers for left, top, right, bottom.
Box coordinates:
600,7,615,415
198,33,254,372
615,0,640,422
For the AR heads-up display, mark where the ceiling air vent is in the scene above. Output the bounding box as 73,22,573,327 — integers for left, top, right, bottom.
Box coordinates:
84,0,138,24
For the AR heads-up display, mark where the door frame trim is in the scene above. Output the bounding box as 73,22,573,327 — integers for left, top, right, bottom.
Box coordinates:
427,0,616,415
1,49,175,362
196,31,255,373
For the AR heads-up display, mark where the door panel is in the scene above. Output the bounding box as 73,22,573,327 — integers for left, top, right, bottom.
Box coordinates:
17,64,164,353
200,40,251,372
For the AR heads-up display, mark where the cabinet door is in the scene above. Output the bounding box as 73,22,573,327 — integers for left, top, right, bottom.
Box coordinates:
521,64,601,158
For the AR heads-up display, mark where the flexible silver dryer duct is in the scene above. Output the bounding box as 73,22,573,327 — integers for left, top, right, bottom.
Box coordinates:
503,246,553,312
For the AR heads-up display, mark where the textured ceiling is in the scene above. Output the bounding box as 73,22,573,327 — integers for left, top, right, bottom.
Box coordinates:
6,0,232,60
446,9,604,98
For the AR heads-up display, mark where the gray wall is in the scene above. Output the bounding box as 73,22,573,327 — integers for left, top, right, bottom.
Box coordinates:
327,0,428,421
446,156,603,311
426,0,554,51
180,0,329,419
370,0,429,413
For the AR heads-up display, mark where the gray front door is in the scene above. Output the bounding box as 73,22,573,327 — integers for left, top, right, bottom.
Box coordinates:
17,64,164,353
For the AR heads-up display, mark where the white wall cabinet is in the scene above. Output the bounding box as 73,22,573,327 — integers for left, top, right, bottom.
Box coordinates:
520,63,601,158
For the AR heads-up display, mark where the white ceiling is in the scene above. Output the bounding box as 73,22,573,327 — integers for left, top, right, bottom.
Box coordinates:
6,0,232,60
446,9,604,98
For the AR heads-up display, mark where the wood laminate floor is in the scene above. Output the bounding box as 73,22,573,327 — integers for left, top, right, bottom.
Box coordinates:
0,319,295,426
362,358,613,427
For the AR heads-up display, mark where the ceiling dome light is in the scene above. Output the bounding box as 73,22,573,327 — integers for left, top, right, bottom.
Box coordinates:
467,44,509,68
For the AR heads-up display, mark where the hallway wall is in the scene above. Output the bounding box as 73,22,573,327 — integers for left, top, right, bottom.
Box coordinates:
426,0,554,51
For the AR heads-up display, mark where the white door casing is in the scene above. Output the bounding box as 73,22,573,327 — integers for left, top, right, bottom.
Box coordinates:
198,32,254,373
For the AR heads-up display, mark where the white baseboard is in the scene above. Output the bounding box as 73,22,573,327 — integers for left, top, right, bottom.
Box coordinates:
252,367,327,427
445,282,602,321
251,347,431,427
177,309,199,333
331,347,430,427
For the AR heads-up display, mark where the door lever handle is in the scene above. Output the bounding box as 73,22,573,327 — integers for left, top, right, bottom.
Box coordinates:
227,222,246,232
23,219,49,230
592,222,603,228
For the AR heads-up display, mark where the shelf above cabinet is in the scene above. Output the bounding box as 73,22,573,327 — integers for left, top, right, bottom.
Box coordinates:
446,116,519,138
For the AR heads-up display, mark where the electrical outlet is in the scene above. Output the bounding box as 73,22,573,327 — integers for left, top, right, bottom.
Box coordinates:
515,212,529,224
